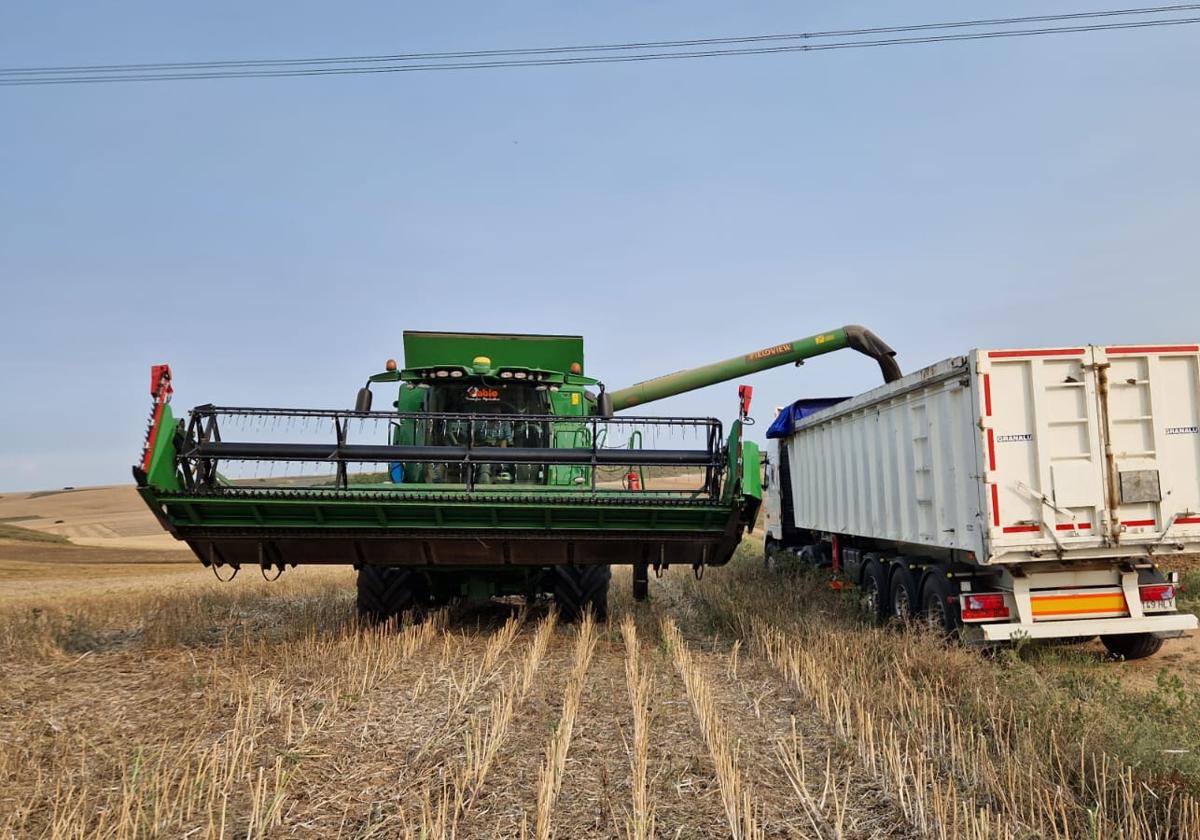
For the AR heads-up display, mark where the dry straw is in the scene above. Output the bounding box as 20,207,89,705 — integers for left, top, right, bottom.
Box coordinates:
619,616,655,840
534,611,598,840
675,557,1200,840
661,615,764,840
2,581,447,840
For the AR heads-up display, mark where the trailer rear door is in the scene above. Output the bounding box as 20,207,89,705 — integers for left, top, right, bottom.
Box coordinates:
980,347,1110,550
980,344,1200,555
1101,344,1200,541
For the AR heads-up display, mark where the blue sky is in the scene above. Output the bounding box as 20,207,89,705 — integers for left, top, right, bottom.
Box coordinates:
1,2,1197,491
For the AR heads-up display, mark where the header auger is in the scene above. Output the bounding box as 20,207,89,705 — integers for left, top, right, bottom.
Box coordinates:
134,326,898,620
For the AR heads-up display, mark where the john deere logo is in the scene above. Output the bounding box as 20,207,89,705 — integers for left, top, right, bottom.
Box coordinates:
466,387,499,401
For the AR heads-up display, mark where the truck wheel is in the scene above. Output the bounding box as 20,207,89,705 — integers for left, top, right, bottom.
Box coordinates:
860,559,889,624
356,566,427,622
632,563,649,602
799,544,827,568
764,537,779,571
553,565,611,622
920,574,961,637
1101,633,1163,661
889,565,920,623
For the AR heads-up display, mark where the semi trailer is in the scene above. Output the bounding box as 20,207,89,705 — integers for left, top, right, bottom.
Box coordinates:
135,326,899,621
764,343,1200,659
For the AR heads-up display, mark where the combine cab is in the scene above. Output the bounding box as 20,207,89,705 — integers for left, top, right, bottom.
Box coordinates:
135,327,898,619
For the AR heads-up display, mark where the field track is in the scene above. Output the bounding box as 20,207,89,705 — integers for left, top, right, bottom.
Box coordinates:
3,534,1200,838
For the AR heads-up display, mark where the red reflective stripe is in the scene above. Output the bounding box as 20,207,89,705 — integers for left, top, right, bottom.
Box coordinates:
1178,517,1200,525
991,485,1000,527
983,374,992,416
987,428,997,471
1106,345,1199,354
1055,523,1092,531
1122,519,1157,527
987,348,1085,359
1003,525,1041,534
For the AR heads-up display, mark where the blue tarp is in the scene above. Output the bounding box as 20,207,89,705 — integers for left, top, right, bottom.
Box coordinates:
765,397,850,439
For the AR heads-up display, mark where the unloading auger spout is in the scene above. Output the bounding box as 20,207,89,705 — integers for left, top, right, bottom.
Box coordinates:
605,325,901,414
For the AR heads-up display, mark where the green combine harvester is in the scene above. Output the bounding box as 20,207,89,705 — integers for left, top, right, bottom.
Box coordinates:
134,326,899,619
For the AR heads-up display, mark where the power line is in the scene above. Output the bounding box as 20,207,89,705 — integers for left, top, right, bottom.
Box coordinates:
5,4,1198,76
3,7,1197,86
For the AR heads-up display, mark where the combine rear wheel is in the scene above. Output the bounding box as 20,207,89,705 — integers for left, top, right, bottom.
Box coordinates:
356,566,427,622
553,565,611,621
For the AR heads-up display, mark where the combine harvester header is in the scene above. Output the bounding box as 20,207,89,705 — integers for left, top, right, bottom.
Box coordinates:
135,325,899,620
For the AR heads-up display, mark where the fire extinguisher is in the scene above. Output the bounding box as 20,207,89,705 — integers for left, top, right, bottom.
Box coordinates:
626,469,641,491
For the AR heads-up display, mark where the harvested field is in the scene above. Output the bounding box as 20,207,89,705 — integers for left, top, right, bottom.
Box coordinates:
4,538,1200,839
0,486,187,552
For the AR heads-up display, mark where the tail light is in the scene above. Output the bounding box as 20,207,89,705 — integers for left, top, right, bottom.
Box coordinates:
1140,584,1176,612
961,593,1010,621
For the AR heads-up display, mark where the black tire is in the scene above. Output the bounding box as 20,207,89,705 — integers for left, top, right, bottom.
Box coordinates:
1101,633,1163,660
799,544,828,568
889,565,920,623
764,537,779,572
356,566,427,622
553,565,611,621
860,559,889,624
632,563,649,602
920,573,961,637
425,571,461,607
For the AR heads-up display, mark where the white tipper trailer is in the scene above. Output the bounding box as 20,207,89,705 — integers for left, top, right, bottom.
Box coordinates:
763,343,1200,659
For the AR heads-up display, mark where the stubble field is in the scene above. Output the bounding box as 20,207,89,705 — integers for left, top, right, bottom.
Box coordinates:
4,488,1200,838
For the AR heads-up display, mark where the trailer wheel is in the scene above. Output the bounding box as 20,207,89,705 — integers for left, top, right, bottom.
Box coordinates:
860,559,889,624
920,574,961,638
889,565,920,623
356,565,427,622
553,565,611,622
1101,633,1163,661
632,563,649,602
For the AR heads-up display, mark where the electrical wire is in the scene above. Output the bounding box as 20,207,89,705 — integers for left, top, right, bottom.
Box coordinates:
2,7,1196,86
5,3,1198,76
